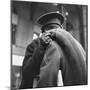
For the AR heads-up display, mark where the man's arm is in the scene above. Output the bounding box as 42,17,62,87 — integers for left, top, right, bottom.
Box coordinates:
20,38,49,88
22,39,47,77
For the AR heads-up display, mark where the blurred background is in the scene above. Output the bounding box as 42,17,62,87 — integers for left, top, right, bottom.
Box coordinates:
11,0,88,89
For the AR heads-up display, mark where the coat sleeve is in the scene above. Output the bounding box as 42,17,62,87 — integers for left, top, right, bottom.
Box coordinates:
20,39,47,88
55,30,87,85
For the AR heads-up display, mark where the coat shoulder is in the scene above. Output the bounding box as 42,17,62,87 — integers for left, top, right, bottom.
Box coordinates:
27,38,40,49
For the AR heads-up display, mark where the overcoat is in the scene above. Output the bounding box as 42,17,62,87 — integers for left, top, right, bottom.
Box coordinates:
19,29,87,89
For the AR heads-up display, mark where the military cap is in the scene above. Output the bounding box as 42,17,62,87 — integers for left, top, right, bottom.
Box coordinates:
37,11,64,26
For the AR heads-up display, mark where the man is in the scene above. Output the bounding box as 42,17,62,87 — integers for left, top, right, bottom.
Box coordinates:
19,12,87,89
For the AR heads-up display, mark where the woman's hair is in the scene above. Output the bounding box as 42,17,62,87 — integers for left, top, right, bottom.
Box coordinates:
41,23,62,33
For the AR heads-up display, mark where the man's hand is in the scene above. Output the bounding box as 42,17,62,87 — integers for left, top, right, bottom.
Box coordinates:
39,32,52,45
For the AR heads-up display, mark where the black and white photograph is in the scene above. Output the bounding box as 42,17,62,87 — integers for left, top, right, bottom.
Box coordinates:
11,0,88,89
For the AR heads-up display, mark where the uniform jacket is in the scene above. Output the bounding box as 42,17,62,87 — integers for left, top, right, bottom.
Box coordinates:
19,29,87,89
